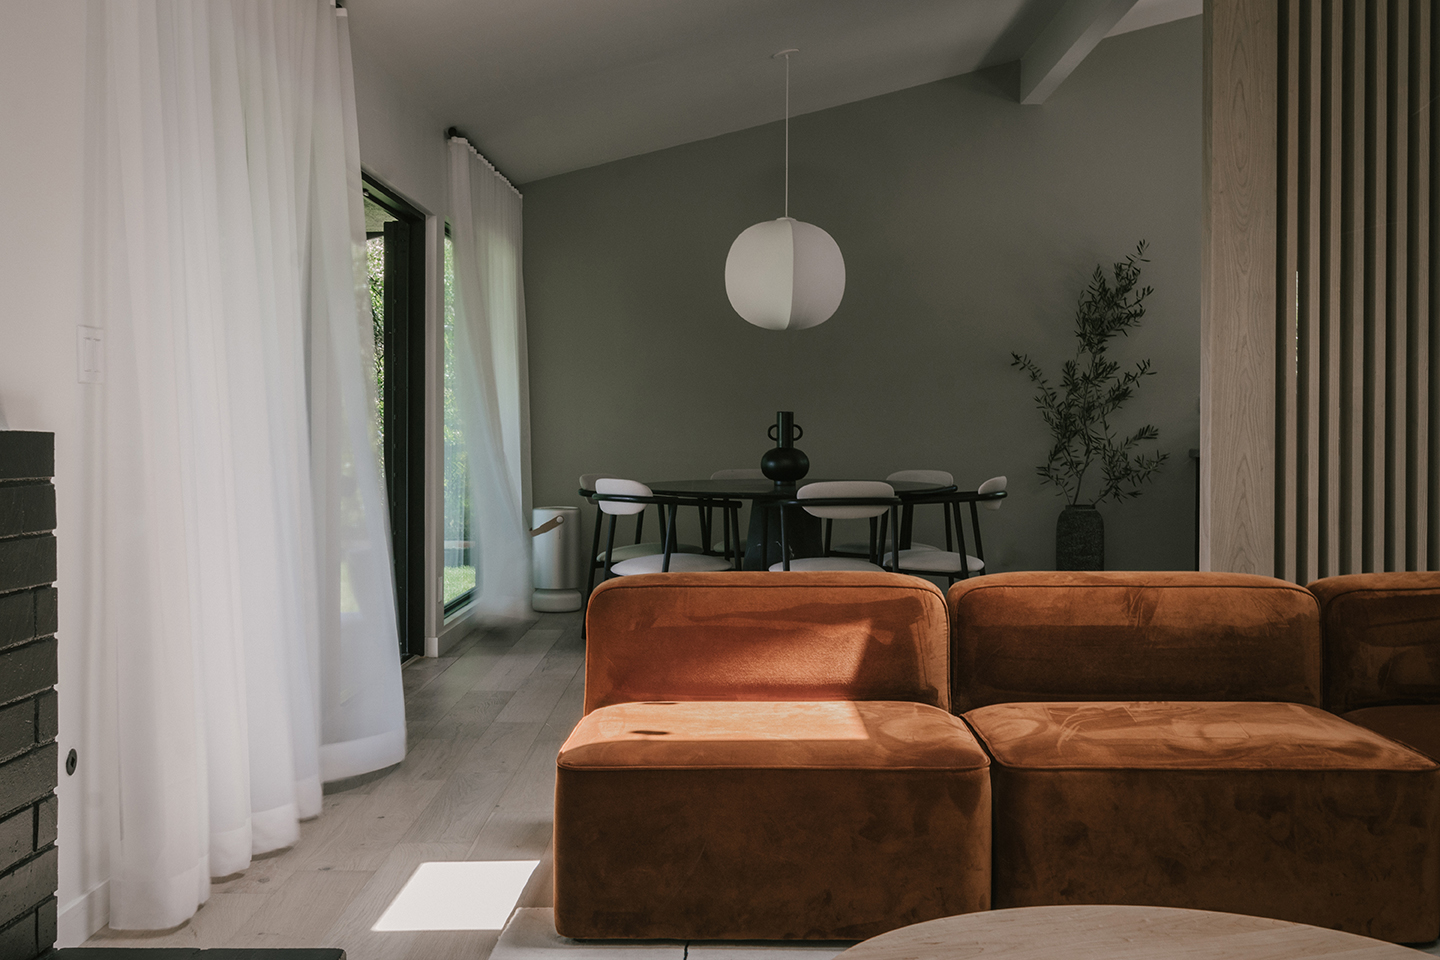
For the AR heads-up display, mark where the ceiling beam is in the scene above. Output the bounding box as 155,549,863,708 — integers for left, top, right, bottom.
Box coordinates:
1019,0,1142,104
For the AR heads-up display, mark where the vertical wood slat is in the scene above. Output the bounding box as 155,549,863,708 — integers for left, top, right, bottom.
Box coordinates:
1303,0,1323,584
1406,0,1430,568
1431,0,1440,569
1278,0,1301,583
1321,0,1343,579
1386,0,1410,569
1363,0,1387,571
1341,0,1365,574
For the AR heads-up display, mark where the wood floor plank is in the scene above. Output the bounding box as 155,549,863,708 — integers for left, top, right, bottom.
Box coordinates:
476,628,563,692
233,868,373,948
321,841,471,960
494,652,583,725
425,688,517,741
293,776,447,872
400,721,546,844
83,892,272,947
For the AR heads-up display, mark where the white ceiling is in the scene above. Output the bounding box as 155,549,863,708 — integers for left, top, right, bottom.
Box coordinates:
344,0,1201,184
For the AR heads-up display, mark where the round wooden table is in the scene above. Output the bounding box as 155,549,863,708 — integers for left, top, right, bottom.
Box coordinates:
838,905,1432,960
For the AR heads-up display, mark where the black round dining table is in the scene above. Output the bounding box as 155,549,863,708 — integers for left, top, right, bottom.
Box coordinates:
643,477,957,570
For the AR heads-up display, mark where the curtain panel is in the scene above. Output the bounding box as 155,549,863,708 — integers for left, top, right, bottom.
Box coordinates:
448,138,533,620
86,0,405,929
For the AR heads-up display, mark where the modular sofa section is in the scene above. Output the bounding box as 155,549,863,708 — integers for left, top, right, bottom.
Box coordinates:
1311,571,1440,762
556,699,990,939
557,572,988,939
966,699,1440,944
949,571,1440,943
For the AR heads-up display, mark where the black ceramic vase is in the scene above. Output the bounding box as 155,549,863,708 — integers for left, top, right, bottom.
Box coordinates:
761,411,810,484
1056,503,1104,570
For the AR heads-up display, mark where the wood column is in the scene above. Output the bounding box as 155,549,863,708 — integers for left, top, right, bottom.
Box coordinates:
1202,0,1280,574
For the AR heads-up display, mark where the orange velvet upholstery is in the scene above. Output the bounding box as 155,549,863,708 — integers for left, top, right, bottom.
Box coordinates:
582,572,950,712
965,700,1440,943
1343,705,1440,761
556,572,988,940
1309,571,1440,714
948,572,1322,712
556,700,991,939
950,571,1440,943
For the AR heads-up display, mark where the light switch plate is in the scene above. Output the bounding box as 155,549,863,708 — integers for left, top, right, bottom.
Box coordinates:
77,326,104,383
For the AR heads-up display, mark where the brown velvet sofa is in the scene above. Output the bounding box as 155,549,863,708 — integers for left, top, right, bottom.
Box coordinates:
554,572,992,940
1311,571,1440,763
949,570,1440,944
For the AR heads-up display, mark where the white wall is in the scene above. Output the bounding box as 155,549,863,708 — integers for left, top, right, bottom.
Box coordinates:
0,0,112,944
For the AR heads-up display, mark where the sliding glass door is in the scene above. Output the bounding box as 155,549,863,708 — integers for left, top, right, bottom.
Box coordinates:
363,177,427,657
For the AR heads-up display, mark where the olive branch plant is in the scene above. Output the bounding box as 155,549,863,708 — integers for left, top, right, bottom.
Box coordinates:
1010,241,1168,506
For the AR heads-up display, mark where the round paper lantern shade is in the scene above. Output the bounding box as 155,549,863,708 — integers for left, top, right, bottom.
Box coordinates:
725,217,845,330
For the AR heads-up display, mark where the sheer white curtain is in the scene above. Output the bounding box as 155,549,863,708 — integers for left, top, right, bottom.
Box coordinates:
86,0,405,929
448,138,533,620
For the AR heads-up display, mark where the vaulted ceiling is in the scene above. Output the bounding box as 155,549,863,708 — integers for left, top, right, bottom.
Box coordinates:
344,0,1200,184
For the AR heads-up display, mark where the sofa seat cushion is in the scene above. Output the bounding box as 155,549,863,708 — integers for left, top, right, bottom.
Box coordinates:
560,699,990,770
964,700,1440,943
1344,704,1440,762
554,700,991,940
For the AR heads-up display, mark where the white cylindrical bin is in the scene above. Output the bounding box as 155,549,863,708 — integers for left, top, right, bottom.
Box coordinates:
532,506,581,612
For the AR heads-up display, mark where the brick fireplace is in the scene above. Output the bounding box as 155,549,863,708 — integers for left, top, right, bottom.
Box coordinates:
0,431,58,959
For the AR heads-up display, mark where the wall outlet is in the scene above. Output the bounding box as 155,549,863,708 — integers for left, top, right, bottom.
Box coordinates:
77,326,104,383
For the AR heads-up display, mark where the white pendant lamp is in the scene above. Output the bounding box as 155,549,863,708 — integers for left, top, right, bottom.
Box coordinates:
725,50,845,331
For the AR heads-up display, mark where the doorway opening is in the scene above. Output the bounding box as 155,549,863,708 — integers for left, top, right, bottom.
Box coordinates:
364,176,427,658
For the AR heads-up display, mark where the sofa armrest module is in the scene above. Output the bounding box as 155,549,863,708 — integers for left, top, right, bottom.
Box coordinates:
1309,571,1440,713
948,571,1322,711
583,572,950,713
964,700,1440,943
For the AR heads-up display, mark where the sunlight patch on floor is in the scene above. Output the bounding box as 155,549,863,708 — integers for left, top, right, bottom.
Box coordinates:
373,860,540,931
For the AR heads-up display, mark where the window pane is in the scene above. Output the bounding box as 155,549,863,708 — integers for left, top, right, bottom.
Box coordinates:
443,233,476,608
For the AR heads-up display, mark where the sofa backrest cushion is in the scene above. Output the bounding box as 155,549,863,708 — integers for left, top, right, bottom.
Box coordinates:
948,571,1322,711
583,572,949,714
1309,572,1440,713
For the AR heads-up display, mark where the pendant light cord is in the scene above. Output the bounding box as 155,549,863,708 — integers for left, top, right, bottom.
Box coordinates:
784,52,789,219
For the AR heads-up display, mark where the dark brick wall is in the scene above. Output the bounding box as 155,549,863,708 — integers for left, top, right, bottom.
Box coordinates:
0,432,58,960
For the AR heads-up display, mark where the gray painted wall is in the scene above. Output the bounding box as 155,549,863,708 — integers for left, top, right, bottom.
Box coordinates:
522,17,1202,576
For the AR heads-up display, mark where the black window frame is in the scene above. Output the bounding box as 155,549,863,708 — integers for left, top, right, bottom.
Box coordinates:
363,174,427,658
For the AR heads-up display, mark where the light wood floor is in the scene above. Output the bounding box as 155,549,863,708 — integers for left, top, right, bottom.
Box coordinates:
84,611,585,960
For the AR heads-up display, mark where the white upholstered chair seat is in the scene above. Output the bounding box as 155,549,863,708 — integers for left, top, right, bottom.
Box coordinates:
767,556,886,573
833,540,939,555
884,549,984,573
599,541,701,562
612,553,737,575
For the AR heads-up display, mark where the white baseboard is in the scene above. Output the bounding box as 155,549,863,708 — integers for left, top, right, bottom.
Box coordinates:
56,878,108,947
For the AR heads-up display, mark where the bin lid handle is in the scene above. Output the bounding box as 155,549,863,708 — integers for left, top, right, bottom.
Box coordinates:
529,515,564,538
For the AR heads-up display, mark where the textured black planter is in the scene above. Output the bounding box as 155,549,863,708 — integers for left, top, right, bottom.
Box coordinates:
1056,504,1104,570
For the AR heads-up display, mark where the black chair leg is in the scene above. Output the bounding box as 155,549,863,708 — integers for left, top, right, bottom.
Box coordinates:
969,501,986,574
602,514,618,580
779,505,790,571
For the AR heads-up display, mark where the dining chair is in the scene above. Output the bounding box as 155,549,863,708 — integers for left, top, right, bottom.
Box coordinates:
592,479,741,578
884,476,1008,584
828,469,952,557
580,472,702,604
769,481,901,573
707,468,767,558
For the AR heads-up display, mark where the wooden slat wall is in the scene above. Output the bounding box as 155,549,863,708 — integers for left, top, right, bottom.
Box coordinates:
1276,0,1439,581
